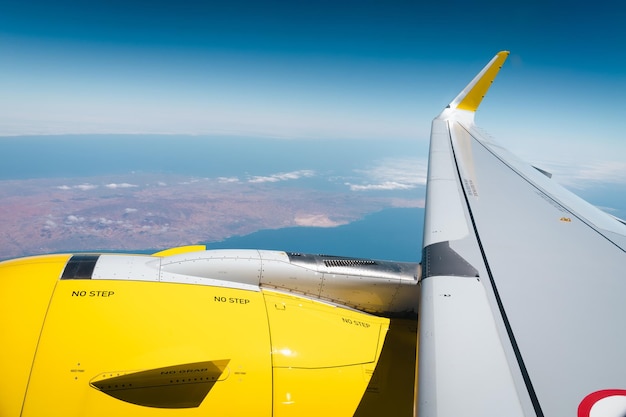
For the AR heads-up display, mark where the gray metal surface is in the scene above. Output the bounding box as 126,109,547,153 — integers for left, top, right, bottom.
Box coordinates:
86,249,419,316
450,120,626,416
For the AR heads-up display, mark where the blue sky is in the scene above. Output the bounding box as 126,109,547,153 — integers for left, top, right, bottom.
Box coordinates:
1,0,625,187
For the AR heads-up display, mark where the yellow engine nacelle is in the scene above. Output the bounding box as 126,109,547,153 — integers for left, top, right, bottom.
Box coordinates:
0,254,389,417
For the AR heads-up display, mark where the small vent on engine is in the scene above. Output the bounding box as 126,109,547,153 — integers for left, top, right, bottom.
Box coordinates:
324,259,378,267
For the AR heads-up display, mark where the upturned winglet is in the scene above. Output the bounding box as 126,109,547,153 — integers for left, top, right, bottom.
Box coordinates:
447,51,509,113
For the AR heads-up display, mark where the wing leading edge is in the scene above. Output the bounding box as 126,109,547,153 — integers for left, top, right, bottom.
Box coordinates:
419,52,626,417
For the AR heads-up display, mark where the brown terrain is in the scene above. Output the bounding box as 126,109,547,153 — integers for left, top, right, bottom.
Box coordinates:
0,173,420,260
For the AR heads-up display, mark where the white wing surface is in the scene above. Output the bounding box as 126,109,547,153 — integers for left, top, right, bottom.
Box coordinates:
418,51,626,417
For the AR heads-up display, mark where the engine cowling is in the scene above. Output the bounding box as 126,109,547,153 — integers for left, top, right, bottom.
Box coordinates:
1,253,389,417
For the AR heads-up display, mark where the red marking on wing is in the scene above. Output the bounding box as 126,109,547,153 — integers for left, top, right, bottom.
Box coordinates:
578,389,626,417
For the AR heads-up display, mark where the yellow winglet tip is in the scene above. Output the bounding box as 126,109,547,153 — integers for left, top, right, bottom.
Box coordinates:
452,51,509,112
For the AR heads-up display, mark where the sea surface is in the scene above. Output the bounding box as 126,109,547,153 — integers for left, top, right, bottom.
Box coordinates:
203,207,424,263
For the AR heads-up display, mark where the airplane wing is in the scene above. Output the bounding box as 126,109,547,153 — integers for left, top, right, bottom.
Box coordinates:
418,51,626,417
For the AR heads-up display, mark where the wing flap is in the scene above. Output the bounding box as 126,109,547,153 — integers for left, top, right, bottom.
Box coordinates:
419,276,525,417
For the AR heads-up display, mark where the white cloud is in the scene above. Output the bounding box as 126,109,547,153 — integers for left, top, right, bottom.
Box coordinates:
348,181,417,191
218,176,240,183
347,157,427,191
56,183,98,191
178,178,203,185
124,208,138,213
570,161,626,185
43,219,57,229
248,170,315,184
65,215,85,223
58,182,141,191
75,184,98,191
535,159,626,189
105,183,138,189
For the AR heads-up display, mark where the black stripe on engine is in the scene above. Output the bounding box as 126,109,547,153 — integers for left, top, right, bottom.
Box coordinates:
61,254,100,279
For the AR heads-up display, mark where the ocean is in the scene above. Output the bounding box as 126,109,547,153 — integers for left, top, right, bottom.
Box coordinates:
203,207,424,263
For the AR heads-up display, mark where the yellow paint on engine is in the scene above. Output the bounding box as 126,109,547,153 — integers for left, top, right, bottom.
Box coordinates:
264,290,389,417
20,278,272,416
152,245,207,256
0,254,70,417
